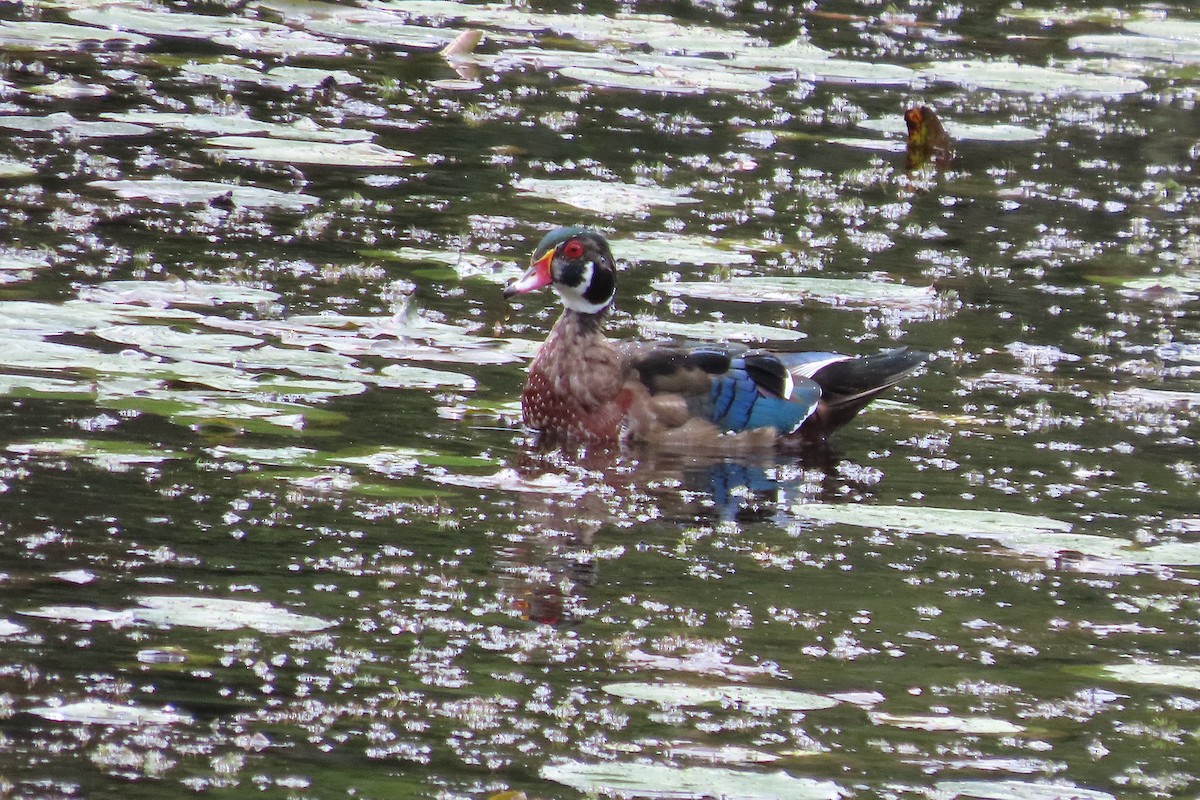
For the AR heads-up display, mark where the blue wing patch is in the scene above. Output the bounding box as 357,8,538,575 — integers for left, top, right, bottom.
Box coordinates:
707,357,821,434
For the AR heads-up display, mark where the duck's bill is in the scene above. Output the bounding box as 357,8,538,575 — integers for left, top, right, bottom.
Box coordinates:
503,249,554,298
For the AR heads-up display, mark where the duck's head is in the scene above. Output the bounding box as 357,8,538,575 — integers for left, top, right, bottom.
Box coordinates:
503,227,616,315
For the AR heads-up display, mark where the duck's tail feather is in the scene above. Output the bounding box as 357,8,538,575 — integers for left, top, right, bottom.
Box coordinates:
780,347,932,433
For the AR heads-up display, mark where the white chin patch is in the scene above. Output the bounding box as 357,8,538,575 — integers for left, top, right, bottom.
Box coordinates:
554,260,611,313
555,286,611,314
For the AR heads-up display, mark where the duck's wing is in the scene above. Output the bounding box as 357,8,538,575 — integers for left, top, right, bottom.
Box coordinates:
621,343,823,434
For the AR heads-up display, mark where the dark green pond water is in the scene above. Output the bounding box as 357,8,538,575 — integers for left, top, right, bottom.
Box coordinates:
1,1,1199,798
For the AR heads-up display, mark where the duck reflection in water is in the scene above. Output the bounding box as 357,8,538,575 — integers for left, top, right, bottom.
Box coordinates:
497,442,877,627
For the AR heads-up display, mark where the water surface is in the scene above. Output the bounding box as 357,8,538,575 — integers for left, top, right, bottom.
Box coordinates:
0,1,1198,798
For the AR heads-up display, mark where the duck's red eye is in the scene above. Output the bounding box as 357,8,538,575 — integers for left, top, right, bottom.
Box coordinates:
562,239,585,260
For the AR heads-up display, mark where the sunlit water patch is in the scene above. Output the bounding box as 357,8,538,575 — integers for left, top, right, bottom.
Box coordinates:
0,111,150,138
656,276,956,321
22,595,333,633
101,111,375,143
541,761,847,800
513,177,700,215
28,700,193,728
69,4,347,57
180,63,363,91
0,19,153,51
206,137,414,167
934,780,1116,800
919,60,1147,96
856,117,1044,142
91,178,320,211
604,681,840,711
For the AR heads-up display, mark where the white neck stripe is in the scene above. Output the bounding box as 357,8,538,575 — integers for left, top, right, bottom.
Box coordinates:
555,285,612,314
553,259,612,313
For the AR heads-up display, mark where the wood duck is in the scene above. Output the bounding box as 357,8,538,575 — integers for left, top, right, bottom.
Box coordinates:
503,227,930,448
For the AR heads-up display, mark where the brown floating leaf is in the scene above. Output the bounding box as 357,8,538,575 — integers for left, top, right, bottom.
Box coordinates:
441,28,484,57
903,105,955,172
